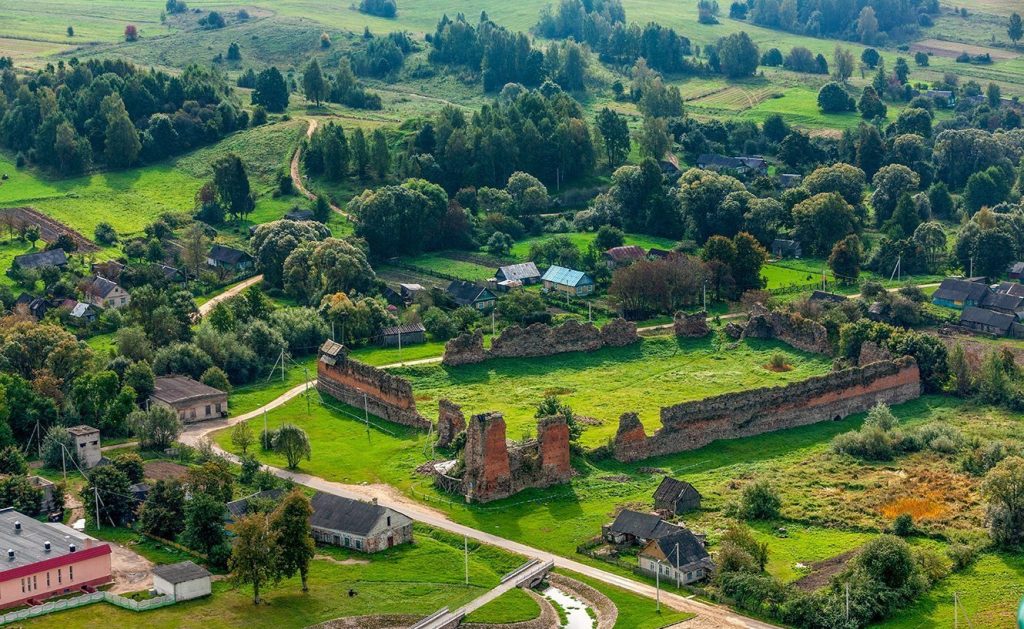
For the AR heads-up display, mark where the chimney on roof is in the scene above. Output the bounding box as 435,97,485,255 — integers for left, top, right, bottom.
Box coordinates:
6,549,13,560
69,543,76,553
371,497,378,505
13,521,20,532
44,541,51,552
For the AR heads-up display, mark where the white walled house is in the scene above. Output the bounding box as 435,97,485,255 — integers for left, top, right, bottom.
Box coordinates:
152,561,211,601
309,492,413,553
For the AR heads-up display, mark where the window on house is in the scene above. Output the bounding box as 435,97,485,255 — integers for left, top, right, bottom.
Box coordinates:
344,537,350,547
205,405,211,416
46,572,50,587
69,566,73,581
386,516,391,527
32,576,37,590
58,569,61,584
190,409,196,419
215,403,222,413
20,578,24,593
355,540,362,550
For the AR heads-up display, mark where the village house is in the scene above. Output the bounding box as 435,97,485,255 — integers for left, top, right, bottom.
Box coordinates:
378,322,426,348
150,375,228,423
932,277,990,310
14,293,50,320
309,492,413,552
60,300,97,324
541,265,595,297
206,244,253,273
13,249,67,271
995,281,1024,297
603,510,682,546
1009,262,1024,281
603,246,646,269
637,529,714,586
495,262,541,287
90,260,124,281
778,173,802,188
400,283,426,303
653,477,702,516
770,239,802,259
446,280,497,311
0,508,112,609
808,290,848,304
225,489,286,524
284,208,315,222
981,291,1024,319
152,561,212,602
82,276,131,310
959,306,1023,337
697,154,768,177
67,425,101,469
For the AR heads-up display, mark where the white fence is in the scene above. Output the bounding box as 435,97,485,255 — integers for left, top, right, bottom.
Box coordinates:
0,591,176,625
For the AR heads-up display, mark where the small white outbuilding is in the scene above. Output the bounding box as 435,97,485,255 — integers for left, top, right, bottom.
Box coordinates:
152,560,212,601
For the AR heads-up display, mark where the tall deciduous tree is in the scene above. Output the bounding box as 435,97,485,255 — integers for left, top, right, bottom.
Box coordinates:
103,95,141,168
1009,13,1023,46
252,67,289,113
302,59,327,107
984,456,1024,547
183,492,228,561
271,490,316,591
229,513,278,604
180,222,212,277
212,153,254,221
273,424,311,469
595,108,629,167
370,128,390,178
832,46,854,82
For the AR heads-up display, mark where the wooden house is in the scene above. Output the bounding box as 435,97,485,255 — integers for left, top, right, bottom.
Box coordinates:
652,477,702,516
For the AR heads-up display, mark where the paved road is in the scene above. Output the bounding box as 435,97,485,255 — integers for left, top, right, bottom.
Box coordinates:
198,275,264,316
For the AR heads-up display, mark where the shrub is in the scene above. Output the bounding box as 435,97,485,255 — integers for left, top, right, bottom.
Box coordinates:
892,513,914,537
768,352,789,370
946,543,977,571
739,481,781,520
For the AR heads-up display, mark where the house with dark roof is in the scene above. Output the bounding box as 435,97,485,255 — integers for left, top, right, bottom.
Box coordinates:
495,262,541,286
637,529,714,585
770,239,802,259
602,509,682,546
206,244,253,272
1009,262,1024,281
91,260,125,281
284,208,315,222
981,291,1024,319
648,248,672,260
541,265,595,297
653,477,702,516
150,376,227,423
152,561,211,601
778,173,802,188
62,300,98,323
960,306,1021,337
697,154,768,177
82,276,130,309
379,322,426,347
995,281,1024,298
603,246,646,269
446,280,496,311
309,492,413,552
809,290,848,304
225,489,286,523
13,249,67,270
932,278,991,310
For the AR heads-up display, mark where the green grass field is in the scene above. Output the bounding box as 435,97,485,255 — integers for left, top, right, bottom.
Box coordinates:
394,335,832,447
510,232,678,261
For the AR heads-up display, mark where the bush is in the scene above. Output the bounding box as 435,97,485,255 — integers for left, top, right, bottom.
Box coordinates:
833,425,895,460
739,481,781,520
94,222,118,245
892,513,914,537
946,543,977,571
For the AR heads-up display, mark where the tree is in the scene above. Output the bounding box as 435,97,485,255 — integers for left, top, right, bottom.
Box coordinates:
94,222,117,245
271,490,316,591
180,222,211,278
716,32,759,78
125,24,139,41
231,420,255,454
227,42,241,61
987,82,1002,108
596,108,630,167
732,232,767,292
856,535,917,589
833,46,854,82
212,153,254,221
252,67,289,113
274,424,311,469
138,480,186,539
927,182,954,219
857,6,879,44
81,466,134,526
857,86,887,120
595,225,625,250
861,48,880,68
817,82,852,113
113,453,145,484
0,446,27,475
984,455,1024,547
183,492,229,563
130,405,182,451
739,481,781,520
828,234,862,283
793,192,857,256
302,59,327,107
188,459,235,503
1010,13,1023,46
370,128,390,178
229,513,278,605
24,225,39,249
351,128,369,178
872,164,919,225
42,426,77,470
639,116,670,159
103,95,141,168
67,26,74,37
947,343,973,396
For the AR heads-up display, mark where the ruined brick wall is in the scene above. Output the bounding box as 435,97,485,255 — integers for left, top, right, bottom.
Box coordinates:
613,357,921,462
316,356,431,430
436,399,466,448
743,304,831,354
443,319,639,366
674,311,710,338
460,412,572,503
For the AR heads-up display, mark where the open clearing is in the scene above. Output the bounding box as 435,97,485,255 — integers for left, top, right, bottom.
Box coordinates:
912,38,1021,60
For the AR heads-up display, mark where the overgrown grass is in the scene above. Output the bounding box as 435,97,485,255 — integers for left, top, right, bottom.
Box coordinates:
509,232,678,261
463,588,541,624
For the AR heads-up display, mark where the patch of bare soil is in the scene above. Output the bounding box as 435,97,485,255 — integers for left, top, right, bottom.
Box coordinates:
143,460,190,482
0,207,99,252
107,542,154,594
315,554,369,566
793,548,859,592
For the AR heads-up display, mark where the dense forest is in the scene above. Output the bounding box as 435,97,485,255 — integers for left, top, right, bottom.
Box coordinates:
0,59,240,173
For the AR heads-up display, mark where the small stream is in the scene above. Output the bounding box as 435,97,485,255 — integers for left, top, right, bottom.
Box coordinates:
543,585,595,629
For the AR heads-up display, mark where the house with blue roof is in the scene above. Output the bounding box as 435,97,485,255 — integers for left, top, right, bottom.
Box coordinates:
541,265,595,297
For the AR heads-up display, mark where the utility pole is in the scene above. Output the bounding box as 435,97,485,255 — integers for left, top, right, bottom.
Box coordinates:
263,409,269,449
491,309,495,336
675,543,681,588
702,281,707,312
588,302,592,323
655,560,661,612
464,536,469,586
363,392,369,433
61,445,66,483
94,486,101,531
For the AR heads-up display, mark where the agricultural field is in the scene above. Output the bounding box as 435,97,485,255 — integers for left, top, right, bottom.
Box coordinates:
396,335,833,447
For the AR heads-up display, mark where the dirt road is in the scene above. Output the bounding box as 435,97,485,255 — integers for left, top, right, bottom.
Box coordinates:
290,119,355,221
198,275,264,317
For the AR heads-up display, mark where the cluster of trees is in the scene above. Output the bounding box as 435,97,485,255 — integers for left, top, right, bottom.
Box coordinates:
304,121,391,182
399,88,595,191
0,59,240,173
535,0,695,74
749,0,938,44
351,31,416,81
358,0,397,18
761,46,829,74
428,14,587,92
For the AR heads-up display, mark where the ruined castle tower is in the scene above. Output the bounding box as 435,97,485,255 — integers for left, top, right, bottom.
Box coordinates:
462,412,512,503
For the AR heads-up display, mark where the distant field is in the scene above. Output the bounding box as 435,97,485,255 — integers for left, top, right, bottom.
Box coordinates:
912,37,1021,60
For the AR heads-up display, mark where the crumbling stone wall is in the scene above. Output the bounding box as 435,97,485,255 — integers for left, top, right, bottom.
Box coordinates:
443,319,639,367
674,311,710,338
858,341,892,366
613,357,921,462
435,399,466,448
316,353,431,430
459,411,572,503
743,304,831,354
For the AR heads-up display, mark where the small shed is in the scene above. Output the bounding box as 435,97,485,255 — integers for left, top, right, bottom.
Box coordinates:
152,561,212,601
14,249,67,270
285,208,315,222
206,244,253,272
495,262,541,285
379,322,427,347
960,306,1017,337
400,283,426,302
652,477,702,516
